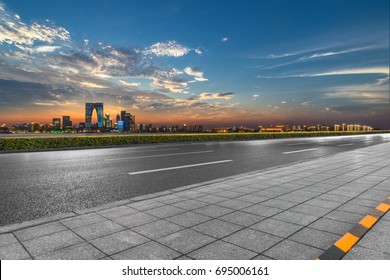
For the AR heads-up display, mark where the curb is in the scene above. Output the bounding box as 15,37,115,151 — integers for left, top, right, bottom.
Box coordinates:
318,196,390,260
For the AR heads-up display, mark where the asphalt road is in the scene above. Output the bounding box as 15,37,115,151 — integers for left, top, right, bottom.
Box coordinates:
1,134,389,226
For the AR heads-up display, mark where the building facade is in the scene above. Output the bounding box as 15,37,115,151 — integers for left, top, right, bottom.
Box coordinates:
85,103,104,128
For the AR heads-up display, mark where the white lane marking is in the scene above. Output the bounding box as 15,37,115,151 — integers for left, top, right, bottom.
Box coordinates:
106,150,214,161
337,143,354,147
129,160,233,175
283,148,319,154
128,148,179,152
287,143,308,146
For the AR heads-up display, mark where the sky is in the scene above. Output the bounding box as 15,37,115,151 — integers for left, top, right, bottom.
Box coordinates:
0,0,389,129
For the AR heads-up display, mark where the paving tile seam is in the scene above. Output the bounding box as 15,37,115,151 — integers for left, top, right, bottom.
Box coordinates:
109,239,184,260
109,228,213,259
350,244,390,256
76,208,200,259
31,240,87,260
46,221,111,260
11,231,34,260
14,227,71,243
318,196,390,260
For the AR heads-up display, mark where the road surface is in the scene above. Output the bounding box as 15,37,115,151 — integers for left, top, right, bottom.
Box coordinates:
0,134,389,226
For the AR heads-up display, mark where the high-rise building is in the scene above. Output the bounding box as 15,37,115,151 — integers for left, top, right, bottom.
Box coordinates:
52,118,61,130
85,103,104,128
119,110,135,131
62,116,72,129
104,113,112,129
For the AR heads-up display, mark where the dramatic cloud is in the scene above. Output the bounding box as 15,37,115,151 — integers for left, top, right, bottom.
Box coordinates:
0,3,70,53
199,92,234,100
221,37,229,42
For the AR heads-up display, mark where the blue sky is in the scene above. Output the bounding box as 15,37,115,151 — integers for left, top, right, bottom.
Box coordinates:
0,0,389,128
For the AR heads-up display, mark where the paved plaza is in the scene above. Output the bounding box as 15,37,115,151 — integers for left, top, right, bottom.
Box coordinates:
1,142,389,260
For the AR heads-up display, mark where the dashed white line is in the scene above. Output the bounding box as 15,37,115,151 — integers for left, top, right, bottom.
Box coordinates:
337,143,354,147
129,160,233,175
283,148,319,154
106,150,214,161
287,143,308,146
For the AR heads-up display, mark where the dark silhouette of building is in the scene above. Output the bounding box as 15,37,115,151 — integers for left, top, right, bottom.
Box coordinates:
85,103,103,128
52,118,61,130
62,116,72,129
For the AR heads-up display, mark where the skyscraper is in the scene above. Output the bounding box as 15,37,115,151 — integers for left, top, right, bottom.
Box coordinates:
119,110,135,131
62,116,72,129
85,103,104,128
52,118,61,130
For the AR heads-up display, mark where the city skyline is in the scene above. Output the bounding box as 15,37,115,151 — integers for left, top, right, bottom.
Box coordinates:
0,0,389,128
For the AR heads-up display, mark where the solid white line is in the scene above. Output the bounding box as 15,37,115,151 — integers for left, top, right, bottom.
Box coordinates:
283,148,319,154
106,150,214,161
337,143,354,147
129,160,233,175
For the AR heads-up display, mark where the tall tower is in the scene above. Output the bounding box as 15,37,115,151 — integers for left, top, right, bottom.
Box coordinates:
85,103,104,128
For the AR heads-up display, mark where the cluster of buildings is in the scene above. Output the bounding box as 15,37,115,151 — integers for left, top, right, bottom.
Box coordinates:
0,102,203,134
258,124,373,132
0,102,376,134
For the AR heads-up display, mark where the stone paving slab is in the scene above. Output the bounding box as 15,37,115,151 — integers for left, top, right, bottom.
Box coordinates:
0,141,389,260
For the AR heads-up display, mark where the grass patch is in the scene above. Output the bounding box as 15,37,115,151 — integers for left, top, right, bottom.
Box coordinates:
0,131,389,151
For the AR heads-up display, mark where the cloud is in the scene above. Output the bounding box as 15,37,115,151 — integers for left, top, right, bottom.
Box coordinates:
184,67,203,77
151,78,189,93
80,81,107,88
375,76,389,85
301,101,313,106
253,94,259,98
299,46,375,60
184,67,208,82
35,45,61,53
119,80,141,87
323,79,389,104
256,45,385,70
194,48,203,55
143,41,190,57
257,47,326,59
262,67,389,79
281,101,286,104
221,37,229,42
300,67,389,77
0,4,70,52
199,92,234,100
34,102,55,106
